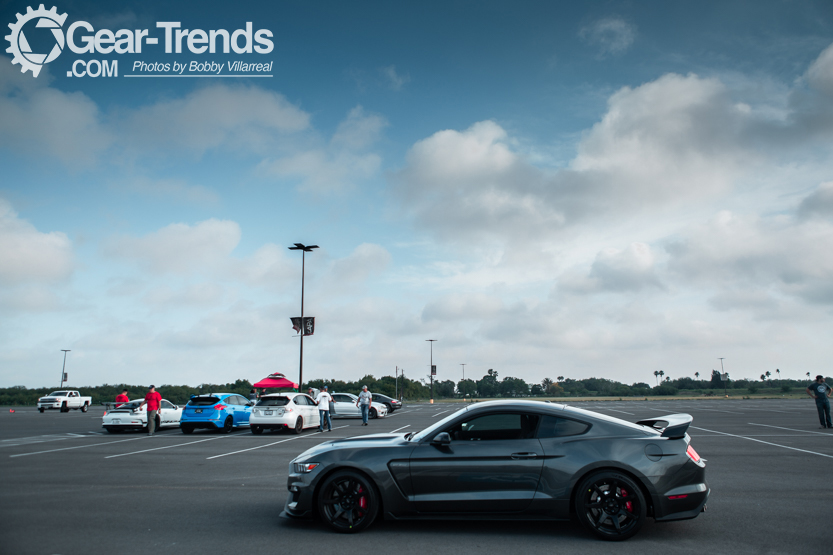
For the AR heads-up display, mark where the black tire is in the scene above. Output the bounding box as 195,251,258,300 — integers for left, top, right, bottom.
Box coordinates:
251,425,263,435
574,471,647,541
181,425,194,434
81,403,88,413
155,415,161,430
317,470,380,533
38,407,44,413
292,417,303,434
370,408,378,419
221,416,234,434
383,403,392,413
61,402,68,413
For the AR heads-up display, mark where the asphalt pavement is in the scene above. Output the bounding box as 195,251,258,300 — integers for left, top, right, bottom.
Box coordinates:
1,398,830,555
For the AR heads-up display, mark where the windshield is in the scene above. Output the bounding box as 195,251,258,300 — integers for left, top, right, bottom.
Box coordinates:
47,391,67,397
112,401,143,410
188,396,221,406
410,406,471,442
256,397,290,407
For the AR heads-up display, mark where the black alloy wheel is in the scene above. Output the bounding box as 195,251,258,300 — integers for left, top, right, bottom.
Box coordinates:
61,402,68,412
81,403,88,413
181,425,194,434
221,416,234,434
38,407,44,413
370,408,378,419
251,425,263,434
317,470,379,533
293,417,303,434
575,471,647,541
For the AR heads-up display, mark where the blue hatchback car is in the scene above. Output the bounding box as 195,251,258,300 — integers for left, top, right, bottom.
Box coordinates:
180,393,253,433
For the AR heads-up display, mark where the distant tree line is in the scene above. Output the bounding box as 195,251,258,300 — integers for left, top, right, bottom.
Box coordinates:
0,370,825,406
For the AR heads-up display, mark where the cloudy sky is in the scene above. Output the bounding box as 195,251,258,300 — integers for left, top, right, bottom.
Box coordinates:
2,0,832,389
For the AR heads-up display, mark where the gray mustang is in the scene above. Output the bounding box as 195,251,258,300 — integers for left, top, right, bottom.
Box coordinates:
283,400,708,540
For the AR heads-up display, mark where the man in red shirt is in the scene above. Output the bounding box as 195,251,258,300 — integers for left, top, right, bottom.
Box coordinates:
115,389,129,407
138,385,163,436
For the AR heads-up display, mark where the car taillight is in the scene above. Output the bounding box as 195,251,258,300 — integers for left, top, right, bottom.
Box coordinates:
668,494,689,500
686,445,701,463
214,404,227,410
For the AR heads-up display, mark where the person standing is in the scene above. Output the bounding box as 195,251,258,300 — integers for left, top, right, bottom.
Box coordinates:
138,385,162,436
315,386,333,432
115,389,129,407
357,385,372,426
249,389,258,404
807,375,832,429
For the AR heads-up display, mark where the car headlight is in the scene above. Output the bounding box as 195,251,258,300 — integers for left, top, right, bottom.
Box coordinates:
294,462,320,473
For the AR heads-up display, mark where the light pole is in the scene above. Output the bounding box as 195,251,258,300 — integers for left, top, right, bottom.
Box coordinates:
426,339,437,404
460,363,466,398
718,357,727,397
59,349,70,388
288,243,318,391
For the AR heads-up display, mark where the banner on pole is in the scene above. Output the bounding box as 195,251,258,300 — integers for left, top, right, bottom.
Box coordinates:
291,317,315,336
431,365,436,376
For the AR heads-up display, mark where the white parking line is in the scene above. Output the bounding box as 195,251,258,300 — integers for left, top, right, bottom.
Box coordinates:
389,425,410,433
748,423,833,436
691,426,833,459
432,410,451,417
105,436,226,458
10,436,148,458
600,409,635,415
206,425,350,459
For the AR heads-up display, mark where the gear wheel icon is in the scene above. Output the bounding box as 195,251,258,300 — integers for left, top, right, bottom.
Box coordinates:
5,4,68,77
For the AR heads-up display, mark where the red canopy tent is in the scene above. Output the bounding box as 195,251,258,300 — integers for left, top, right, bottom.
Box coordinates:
253,373,299,390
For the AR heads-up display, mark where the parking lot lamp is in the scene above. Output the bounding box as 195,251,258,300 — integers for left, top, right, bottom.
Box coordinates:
59,349,70,388
426,339,437,404
288,243,318,391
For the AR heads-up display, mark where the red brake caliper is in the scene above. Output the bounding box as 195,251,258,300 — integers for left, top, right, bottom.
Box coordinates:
358,485,367,511
621,488,633,512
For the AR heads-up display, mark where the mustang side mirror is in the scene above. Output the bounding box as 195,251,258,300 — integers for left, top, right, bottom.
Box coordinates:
431,432,451,446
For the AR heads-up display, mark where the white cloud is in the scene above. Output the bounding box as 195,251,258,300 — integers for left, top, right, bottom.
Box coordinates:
142,283,226,307
667,209,833,305
116,176,220,205
259,106,386,192
380,65,411,90
0,199,73,286
123,84,310,157
103,219,241,274
579,17,636,56
807,42,833,97
0,59,112,168
798,181,833,219
329,243,391,284
560,242,663,294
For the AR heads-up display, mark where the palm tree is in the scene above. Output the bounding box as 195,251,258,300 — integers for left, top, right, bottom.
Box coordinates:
807,372,811,378
653,370,660,385
765,370,771,385
695,372,700,380
776,369,780,379
760,374,766,382
659,370,665,382
557,376,564,383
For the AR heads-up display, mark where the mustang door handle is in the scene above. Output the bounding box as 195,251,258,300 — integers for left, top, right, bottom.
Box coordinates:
510,452,538,459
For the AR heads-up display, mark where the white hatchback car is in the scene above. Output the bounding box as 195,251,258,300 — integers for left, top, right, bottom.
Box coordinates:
330,392,388,419
249,393,321,434
102,399,183,433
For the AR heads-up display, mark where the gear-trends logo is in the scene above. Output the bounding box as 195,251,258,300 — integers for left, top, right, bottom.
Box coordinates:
5,4,67,77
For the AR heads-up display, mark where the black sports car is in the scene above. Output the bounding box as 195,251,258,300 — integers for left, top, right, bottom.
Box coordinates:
283,400,708,540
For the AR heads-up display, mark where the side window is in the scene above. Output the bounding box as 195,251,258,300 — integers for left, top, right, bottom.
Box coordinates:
295,396,309,406
237,395,248,405
334,395,349,403
227,396,241,406
537,415,590,438
161,400,174,409
447,413,540,441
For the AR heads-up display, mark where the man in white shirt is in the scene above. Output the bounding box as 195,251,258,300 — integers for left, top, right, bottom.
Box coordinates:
357,385,372,426
315,386,333,432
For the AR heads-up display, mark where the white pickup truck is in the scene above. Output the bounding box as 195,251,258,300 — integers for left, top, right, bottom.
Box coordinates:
37,390,92,413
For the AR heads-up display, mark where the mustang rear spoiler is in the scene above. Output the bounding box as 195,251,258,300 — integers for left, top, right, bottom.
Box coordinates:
635,414,693,439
